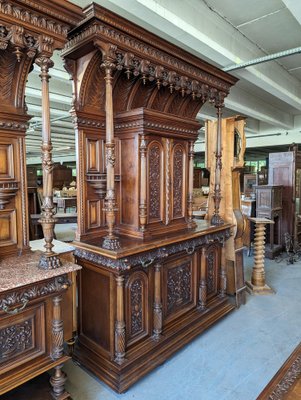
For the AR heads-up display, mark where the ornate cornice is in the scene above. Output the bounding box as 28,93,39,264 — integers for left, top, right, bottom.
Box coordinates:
74,228,231,272
0,275,70,311
114,121,197,135
64,22,231,100
0,0,70,36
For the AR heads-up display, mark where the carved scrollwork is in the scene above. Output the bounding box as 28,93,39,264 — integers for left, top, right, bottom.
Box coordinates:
0,319,32,362
268,355,301,399
167,262,191,314
0,275,70,311
148,142,161,220
74,228,231,271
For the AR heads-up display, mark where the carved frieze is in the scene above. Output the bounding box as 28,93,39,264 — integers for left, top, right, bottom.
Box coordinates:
0,1,70,36
268,355,301,399
166,262,191,314
64,23,232,97
0,275,70,311
74,228,231,271
0,319,32,361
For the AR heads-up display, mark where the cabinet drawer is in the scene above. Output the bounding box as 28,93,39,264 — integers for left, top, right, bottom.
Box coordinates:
0,303,46,375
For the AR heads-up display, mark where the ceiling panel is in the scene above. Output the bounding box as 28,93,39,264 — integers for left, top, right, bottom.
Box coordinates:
203,0,284,27
239,8,301,53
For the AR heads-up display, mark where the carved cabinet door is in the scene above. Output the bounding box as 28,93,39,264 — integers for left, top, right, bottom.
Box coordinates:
146,137,188,227
169,140,187,223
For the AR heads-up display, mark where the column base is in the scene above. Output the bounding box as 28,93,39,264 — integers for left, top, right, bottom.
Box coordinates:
246,280,275,295
39,253,61,270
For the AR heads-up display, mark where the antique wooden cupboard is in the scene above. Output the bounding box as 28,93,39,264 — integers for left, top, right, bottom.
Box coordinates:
268,149,301,247
62,4,238,393
0,0,83,397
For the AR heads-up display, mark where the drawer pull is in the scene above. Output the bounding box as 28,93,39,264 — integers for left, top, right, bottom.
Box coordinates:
141,258,154,268
3,298,28,315
185,245,195,255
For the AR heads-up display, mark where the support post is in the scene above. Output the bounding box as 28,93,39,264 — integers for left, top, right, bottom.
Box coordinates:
219,240,227,298
139,134,147,232
115,275,126,364
211,103,224,226
101,58,120,250
50,294,69,400
153,262,163,340
35,53,61,269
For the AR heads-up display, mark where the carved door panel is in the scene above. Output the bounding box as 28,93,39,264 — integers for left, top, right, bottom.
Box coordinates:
146,139,164,224
162,253,197,326
125,270,150,347
0,303,46,375
170,140,187,222
205,245,220,300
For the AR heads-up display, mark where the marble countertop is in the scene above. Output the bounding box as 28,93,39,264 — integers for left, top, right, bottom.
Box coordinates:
0,251,81,293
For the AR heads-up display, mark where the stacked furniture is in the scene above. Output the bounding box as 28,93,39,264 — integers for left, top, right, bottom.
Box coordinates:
62,4,238,393
268,148,301,247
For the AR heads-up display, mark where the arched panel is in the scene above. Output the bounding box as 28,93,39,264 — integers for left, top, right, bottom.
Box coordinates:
0,50,17,109
149,85,173,112
79,51,106,112
147,140,164,223
113,72,139,113
183,98,204,119
130,79,155,109
125,270,149,345
171,143,186,219
166,92,185,116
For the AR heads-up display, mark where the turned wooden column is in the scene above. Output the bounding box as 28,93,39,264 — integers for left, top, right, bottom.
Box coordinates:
115,275,126,364
50,294,69,400
102,58,120,250
198,247,207,310
246,217,275,294
187,140,195,226
139,134,147,232
211,104,224,226
35,54,61,269
153,262,163,340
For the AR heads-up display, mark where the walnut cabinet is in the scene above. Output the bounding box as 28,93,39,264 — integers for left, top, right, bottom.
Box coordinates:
74,224,233,393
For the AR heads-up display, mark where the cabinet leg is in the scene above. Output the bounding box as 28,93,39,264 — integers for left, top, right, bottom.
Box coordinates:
50,365,70,400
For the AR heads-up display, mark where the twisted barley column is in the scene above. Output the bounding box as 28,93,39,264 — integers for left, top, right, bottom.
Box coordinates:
251,223,267,287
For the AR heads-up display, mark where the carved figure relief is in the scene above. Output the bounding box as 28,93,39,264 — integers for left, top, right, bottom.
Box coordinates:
173,145,184,218
167,262,191,314
0,319,32,361
148,142,162,221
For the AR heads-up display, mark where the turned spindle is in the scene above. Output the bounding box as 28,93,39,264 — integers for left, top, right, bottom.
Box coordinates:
246,217,275,295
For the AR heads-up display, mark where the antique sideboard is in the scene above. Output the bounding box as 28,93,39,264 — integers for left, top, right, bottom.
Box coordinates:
61,3,238,393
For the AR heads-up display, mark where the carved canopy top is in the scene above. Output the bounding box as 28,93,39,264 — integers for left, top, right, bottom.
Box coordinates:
62,4,238,108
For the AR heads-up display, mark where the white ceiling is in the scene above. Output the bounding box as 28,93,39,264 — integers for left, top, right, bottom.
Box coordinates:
26,0,301,163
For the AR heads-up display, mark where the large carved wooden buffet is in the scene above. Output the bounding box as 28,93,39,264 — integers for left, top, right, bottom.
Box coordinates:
62,3,238,393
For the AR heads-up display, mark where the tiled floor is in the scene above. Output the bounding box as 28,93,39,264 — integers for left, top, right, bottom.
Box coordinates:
62,254,301,400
